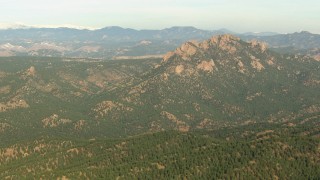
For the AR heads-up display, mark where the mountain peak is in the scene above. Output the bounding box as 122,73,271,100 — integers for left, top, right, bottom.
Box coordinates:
299,31,312,34
161,34,272,76
206,34,241,52
163,34,243,62
209,34,240,44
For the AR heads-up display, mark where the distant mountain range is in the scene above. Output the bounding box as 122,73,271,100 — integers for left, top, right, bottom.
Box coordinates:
241,31,320,49
0,26,319,59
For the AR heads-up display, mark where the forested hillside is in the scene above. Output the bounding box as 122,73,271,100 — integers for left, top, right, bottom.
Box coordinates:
1,129,319,179
0,35,319,178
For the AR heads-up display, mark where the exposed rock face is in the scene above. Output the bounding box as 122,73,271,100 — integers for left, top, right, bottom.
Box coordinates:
163,42,199,62
313,54,320,61
163,51,175,62
267,58,275,65
0,99,29,112
175,65,185,74
250,57,265,71
161,111,190,132
197,60,215,72
42,114,72,128
74,120,86,131
250,40,268,52
196,118,214,129
27,66,36,76
175,42,198,60
210,34,240,44
93,100,133,119
209,34,240,53
237,59,246,73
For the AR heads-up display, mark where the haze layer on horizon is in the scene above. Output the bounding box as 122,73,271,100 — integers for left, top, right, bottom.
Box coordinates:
1,0,319,33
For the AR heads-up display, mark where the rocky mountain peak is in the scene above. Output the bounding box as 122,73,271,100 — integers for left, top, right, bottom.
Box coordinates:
163,34,266,63
208,34,240,45
205,34,241,53
160,34,276,76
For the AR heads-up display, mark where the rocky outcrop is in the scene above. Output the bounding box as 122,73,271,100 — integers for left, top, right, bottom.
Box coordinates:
42,114,72,128
175,65,185,74
250,40,268,52
74,120,86,131
197,60,215,72
93,100,133,118
175,42,198,60
161,111,190,132
209,34,240,53
313,54,320,61
0,99,29,112
163,41,198,62
26,66,36,77
250,55,265,71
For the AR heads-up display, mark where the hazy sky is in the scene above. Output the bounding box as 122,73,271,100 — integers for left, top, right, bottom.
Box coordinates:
1,0,319,33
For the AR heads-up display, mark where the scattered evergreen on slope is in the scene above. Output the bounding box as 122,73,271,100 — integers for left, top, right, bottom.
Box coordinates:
0,130,319,179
